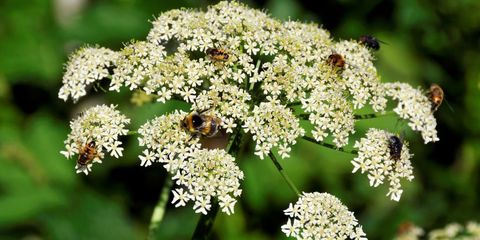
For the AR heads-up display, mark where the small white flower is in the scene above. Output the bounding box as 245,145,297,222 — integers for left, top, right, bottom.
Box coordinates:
61,104,130,175
352,128,414,201
282,192,366,239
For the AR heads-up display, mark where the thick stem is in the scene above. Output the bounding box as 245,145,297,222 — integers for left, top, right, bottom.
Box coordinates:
302,136,358,155
148,176,173,240
191,198,220,240
268,151,300,196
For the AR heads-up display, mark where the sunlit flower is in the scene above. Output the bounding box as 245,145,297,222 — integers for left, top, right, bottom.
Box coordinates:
59,47,118,102
171,149,244,215
243,100,305,159
282,192,366,239
384,82,439,143
352,128,414,201
110,41,166,92
60,104,130,174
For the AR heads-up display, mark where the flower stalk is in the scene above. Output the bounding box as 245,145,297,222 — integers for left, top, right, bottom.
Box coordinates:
148,175,173,240
268,151,300,196
302,136,358,155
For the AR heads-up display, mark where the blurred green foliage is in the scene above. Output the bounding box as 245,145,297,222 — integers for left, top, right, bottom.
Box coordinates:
1,0,480,239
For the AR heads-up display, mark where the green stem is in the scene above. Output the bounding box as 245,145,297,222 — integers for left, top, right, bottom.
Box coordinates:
354,111,396,120
302,136,358,155
287,101,301,107
127,130,138,135
148,176,173,240
268,151,300,196
191,198,220,240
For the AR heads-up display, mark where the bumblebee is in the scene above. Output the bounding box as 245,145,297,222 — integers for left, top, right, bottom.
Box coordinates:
206,48,229,62
77,140,98,166
359,35,381,51
181,111,222,138
428,83,444,112
326,53,346,69
388,135,403,161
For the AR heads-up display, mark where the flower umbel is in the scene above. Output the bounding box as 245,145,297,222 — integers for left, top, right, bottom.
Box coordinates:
244,99,305,159
352,128,414,201
61,104,130,174
385,82,439,143
282,192,366,239
59,47,118,102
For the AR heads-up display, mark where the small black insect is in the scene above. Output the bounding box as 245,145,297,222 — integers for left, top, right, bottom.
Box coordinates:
359,35,381,51
388,135,403,161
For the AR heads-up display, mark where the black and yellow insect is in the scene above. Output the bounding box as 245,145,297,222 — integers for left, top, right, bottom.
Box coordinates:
428,83,444,112
77,141,98,166
206,48,229,62
326,53,346,70
181,111,222,138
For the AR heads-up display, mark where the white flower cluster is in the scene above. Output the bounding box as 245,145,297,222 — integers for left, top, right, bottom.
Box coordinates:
335,40,387,111
138,111,244,215
385,82,439,143
428,222,480,240
301,81,355,147
59,47,118,102
244,100,305,159
171,149,243,215
110,41,166,91
282,192,366,240
60,104,130,174
137,110,200,169
352,128,414,201
192,82,251,133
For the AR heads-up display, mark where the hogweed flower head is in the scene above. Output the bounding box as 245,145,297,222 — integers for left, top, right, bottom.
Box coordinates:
282,192,366,239
244,99,305,159
138,111,243,215
385,82,439,143
60,104,130,174
59,47,118,102
352,128,414,201
171,149,243,215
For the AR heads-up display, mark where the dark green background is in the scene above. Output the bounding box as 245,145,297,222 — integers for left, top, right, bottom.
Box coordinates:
1,0,479,239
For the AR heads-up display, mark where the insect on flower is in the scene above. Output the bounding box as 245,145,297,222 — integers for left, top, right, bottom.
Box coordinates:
359,35,382,51
326,53,346,70
388,135,403,161
181,110,222,138
206,48,230,62
77,140,98,166
428,83,444,112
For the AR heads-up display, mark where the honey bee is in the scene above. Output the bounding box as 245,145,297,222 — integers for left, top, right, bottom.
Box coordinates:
359,35,381,51
326,53,346,69
77,140,98,166
428,83,444,112
388,135,403,161
181,111,222,138
206,48,229,62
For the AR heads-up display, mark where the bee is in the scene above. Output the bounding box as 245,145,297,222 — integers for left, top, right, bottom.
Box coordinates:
359,35,381,51
77,140,98,166
206,48,229,62
388,135,403,161
181,110,222,138
326,53,346,69
428,83,444,112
